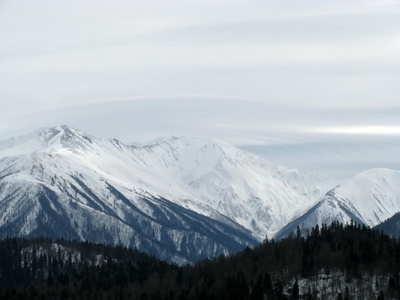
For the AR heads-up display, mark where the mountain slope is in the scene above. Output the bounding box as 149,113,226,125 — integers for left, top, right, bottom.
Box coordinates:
275,168,400,239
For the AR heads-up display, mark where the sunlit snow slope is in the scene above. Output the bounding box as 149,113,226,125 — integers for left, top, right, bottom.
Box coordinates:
129,135,335,239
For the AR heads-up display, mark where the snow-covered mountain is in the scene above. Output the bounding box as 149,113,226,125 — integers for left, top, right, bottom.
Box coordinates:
0,126,259,264
0,125,336,262
275,168,400,239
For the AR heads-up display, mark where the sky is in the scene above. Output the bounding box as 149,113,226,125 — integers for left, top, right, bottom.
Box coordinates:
1,0,400,180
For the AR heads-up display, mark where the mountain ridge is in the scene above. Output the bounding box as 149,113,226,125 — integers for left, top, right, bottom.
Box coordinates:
1,125,400,261
0,125,335,240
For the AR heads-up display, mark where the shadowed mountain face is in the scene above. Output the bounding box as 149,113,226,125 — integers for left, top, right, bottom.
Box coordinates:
0,177,258,264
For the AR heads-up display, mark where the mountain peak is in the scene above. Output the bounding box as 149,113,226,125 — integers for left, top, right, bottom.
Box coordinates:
0,125,98,158
53,125,94,147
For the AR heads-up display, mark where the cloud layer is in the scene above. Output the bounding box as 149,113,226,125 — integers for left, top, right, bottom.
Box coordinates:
1,0,399,179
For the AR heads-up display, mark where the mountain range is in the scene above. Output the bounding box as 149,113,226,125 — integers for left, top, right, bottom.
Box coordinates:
0,125,399,263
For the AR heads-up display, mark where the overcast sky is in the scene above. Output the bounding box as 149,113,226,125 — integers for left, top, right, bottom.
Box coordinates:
1,0,399,179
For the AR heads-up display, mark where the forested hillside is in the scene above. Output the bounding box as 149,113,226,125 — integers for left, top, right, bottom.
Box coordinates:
375,213,400,239
1,222,399,299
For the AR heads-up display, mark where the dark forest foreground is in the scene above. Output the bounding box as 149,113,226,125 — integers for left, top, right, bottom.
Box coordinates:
1,222,399,299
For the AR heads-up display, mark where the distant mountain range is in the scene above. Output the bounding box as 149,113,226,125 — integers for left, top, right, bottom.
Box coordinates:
0,125,399,263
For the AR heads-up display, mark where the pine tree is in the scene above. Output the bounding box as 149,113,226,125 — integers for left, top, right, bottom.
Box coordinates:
292,280,299,300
